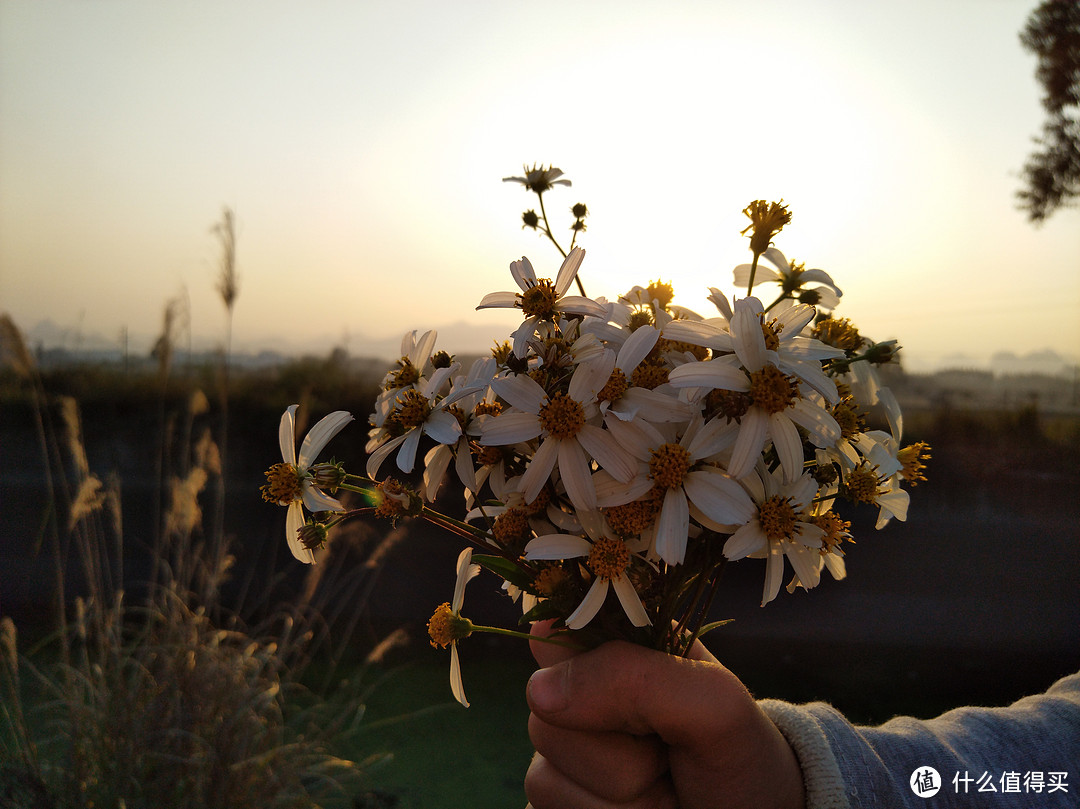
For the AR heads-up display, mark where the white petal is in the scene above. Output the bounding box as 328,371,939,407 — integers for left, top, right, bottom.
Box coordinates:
682,471,755,525
616,325,660,373
286,502,315,564
453,547,481,610
554,247,585,296
762,540,785,605
480,411,543,445
566,578,608,630
410,329,438,367
558,439,597,512
769,412,804,484
654,487,690,565
732,299,767,372
609,387,692,423
279,405,299,465
612,576,651,627
525,533,591,560
788,399,841,448
298,410,354,468
727,408,768,480
423,444,453,501
301,483,344,513
396,428,422,473
775,304,815,338
785,542,821,590
576,424,635,483
521,436,559,504
424,410,463,445
365,433,407,479
595,470,654,507
510,256,537,291
476,291,520,310
568,351,615,403
450,645,469,707
556,296,609,319
668,357,749,391
491,374,547,414
723,522,765,561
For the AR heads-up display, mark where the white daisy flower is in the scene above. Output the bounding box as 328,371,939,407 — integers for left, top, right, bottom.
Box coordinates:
366,360,479,480
601,415,756,565
479,355,635,512
260,405,354,564
525,515,651,630
476,248,608,357
426,548,481,707
667,297,844,483
722,468,826,606
733,247,842,310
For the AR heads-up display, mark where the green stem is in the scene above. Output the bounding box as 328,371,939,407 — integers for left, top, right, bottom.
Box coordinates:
470,623,584,650
746,251,761,297
537,191,587,297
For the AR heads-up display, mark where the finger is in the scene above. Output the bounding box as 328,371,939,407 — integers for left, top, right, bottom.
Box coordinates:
525,752,679,809
528,713,668,803
526,640,755,746
529,619,580,668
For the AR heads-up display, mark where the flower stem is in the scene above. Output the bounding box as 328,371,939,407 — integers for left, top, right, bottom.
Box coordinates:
471,623,585,650
746,252,761,296
537,191,587,297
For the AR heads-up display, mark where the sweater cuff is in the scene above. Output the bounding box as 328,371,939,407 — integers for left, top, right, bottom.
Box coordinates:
759,699,852,809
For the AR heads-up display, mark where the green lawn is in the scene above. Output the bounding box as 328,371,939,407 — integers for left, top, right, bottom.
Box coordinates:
350,644,538,809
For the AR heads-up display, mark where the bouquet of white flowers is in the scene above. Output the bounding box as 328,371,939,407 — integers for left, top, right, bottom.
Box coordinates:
260,165,930,706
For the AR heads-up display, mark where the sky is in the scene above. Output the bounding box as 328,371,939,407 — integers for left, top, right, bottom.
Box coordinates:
1,0,1077,373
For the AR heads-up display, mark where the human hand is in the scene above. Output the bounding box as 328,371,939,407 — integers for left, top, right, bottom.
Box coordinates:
524,624,806,809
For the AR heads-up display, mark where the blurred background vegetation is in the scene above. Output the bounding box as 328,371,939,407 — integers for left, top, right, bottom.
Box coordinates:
1,309,1078,808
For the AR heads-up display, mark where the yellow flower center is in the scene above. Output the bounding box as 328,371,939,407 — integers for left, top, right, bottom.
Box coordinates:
474,400,503,417
649,443,691,490
627,309,655,331
898,442,932,486
760,319,782,352
749,365,800,415
427,603,473,648
394,389,432,430
475,444,504,467
533,565,570,596
630,360,669,390
260,462,303,504
493,507,531,548
706,388,753,422
539,392,586,439
841,465,884,504
811,510,852,553
385,357,421,390
831,394,865,440
758,495,799,541
519,279,560,318
597,369,629,403
605,490,661,536
812,317,863,353
741,199,792,255
646,280,675,309
587,536,631,581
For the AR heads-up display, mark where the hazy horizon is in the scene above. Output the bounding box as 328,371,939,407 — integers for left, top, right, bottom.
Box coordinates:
2,1,1078,376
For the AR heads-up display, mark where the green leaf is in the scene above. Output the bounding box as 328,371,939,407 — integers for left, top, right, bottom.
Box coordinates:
471,554,533,589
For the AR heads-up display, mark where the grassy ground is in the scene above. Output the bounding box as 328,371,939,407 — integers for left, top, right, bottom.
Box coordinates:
349,643,537,809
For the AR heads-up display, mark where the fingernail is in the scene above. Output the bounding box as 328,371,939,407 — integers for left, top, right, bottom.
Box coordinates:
528,665,568,713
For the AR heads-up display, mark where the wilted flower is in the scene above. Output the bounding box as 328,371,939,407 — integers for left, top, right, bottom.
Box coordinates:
503,163,571,195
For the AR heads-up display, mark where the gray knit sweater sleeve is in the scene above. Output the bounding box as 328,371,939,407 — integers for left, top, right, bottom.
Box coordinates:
758,672,1080,809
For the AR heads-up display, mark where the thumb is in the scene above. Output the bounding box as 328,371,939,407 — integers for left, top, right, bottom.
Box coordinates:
526,640,751,747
